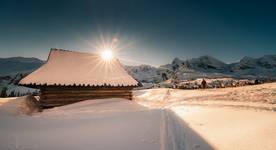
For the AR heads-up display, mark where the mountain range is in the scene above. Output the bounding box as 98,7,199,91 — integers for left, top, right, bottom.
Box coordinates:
0,57,44,76
125,55,276,83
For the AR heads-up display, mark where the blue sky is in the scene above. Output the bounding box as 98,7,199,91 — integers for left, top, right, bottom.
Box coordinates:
0,0,276,66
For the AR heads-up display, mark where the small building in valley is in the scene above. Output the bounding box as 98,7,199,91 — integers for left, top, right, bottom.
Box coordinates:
19,48,139,107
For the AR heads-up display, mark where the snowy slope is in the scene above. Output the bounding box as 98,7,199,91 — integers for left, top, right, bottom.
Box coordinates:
229,55,276,78
162,55,227,72
230,55,276,70
134,82,276,109
125,65,171,83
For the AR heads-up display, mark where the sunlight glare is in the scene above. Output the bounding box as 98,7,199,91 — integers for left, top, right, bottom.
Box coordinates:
101,49,113,61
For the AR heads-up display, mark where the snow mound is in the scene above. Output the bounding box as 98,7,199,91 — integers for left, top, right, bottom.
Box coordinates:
0,96,40,115
18,96,40,115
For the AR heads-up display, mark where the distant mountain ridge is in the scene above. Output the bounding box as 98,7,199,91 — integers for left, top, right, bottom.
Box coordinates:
0,57,45,76
126,55,276,83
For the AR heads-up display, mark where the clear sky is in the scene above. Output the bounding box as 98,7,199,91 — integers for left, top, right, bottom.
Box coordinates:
0,0,276,66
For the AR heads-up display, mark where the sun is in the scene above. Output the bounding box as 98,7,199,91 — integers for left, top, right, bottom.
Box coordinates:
101,49,113,61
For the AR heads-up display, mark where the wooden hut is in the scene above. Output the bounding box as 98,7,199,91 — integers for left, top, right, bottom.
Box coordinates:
19,48,139,107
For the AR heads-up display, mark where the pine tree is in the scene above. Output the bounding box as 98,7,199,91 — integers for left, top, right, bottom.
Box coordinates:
9,90,15,97
0,87,8,98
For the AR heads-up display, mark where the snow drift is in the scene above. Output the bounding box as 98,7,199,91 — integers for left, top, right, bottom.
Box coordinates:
0,96,40,115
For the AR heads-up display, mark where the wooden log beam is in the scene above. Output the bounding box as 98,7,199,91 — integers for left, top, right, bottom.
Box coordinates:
39,86,134,107
40,94,132,101
40,96,132,107
41,86,134,91
41,96,132,101
41,90,132,94
41,95,132,101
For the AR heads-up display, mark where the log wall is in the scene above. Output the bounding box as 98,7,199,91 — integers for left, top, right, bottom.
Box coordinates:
39,86,134,108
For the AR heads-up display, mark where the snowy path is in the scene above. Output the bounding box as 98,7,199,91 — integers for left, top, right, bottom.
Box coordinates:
134,82,276,150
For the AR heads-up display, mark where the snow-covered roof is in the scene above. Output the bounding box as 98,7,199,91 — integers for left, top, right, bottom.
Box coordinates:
19,48,139,87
